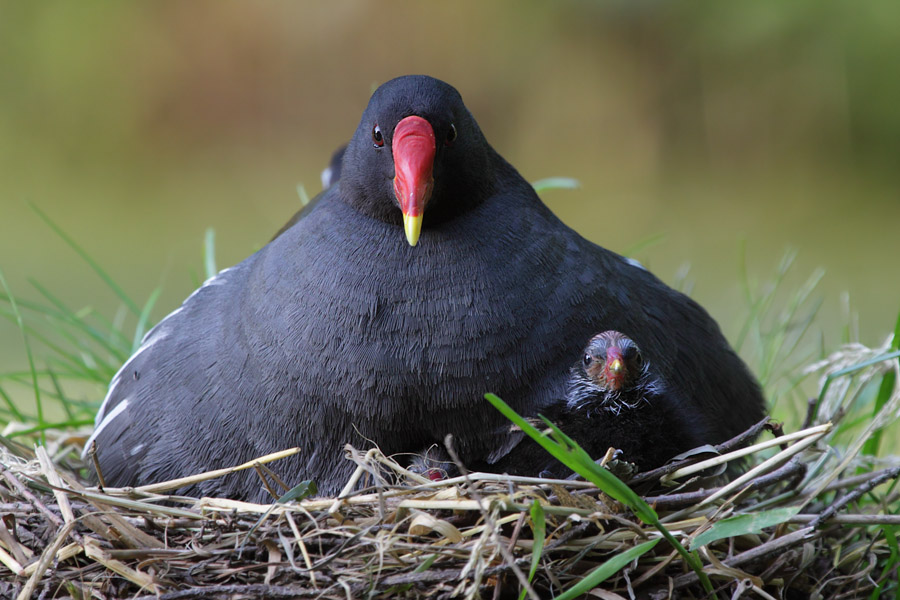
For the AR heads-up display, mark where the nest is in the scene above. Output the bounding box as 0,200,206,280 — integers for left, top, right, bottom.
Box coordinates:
2,341,900,599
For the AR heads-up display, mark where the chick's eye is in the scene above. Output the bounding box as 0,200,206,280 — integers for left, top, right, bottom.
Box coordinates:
445,123,457,146
624,346,643,366
583,354,593,367
372,125,384,148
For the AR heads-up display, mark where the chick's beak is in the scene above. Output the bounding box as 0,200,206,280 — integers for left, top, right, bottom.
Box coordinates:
392,116,436,246
604,347,626,391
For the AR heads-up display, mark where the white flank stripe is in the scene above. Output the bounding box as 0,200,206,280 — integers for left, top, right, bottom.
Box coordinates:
82,398,130,460
184,267,231,303
95,332,166,423
139,306,182,346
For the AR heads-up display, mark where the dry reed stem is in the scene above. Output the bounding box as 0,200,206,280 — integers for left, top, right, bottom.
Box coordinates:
1,340,898,598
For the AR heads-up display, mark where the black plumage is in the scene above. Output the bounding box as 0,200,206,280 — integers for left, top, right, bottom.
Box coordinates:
481,331,702,479
86,75,765,501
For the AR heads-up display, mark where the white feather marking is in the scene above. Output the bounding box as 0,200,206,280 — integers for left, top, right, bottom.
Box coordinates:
625,257,646,271
95,333,166,424
321,166,334,188
82,398,130,459
183,269,230,303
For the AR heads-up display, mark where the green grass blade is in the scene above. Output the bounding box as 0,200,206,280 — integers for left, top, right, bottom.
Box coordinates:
296,183,311,206
2,291,131,355
518,500,546,600
485,393,712,593
0,384,24,421
690,507,800,550
862,370,896,459
530,177,580,193
413,553,438,573
45,367,75,421
29,202,141,317
0,268,44,443
204,228,217,280
553,538,660,600
241,480,319,548
869,525,898,600
815,350,900,422
861,312,900,458
131,287,161,353
622,233,667,259
28,279,131,360
862,314,900,456
0,312,113,382
485,393,653,519
275,480,318,503
893,308,900,348
7,419,96,438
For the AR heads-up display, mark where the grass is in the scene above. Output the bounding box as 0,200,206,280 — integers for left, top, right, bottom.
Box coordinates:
1,206,899,598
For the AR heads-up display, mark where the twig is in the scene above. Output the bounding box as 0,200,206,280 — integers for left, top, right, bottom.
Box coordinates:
2,469,65,530
801,397,818,430
630,416,774,485
15,522,75,600
444,435,540,600
644,458,806,510
811,465,900,528
673,527,818,590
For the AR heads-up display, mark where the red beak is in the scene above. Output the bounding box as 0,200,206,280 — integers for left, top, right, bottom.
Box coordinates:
392,116,435,246
604,346,626,391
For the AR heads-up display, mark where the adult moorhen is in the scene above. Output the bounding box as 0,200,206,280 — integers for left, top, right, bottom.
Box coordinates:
85,75,765,500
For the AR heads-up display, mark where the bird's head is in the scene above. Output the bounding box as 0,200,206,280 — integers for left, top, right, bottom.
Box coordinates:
581,330,644,393
340,75,493,246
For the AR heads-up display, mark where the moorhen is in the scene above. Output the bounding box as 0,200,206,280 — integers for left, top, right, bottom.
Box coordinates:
85,75,764,500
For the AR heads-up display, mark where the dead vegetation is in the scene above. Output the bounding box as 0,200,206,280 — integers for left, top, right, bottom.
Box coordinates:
1,338,899,599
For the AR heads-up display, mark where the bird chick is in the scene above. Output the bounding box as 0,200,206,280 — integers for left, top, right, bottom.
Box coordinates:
480,331,701,479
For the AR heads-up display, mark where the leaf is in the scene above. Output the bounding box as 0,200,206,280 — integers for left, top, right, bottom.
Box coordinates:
241,480,319,554
276,480,317,503
413,553,438,573
554,539,660,600
485,393,713,592
690,507,800,550
519,500,546,600
485,393,655,523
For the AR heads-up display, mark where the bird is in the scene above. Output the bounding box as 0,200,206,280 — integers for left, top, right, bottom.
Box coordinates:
477,330,702,479
85,75,765,501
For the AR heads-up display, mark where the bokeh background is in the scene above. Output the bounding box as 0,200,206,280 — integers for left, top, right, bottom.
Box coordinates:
2,2,898,418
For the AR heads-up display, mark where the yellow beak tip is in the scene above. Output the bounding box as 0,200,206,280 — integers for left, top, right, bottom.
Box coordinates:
403,214,423,247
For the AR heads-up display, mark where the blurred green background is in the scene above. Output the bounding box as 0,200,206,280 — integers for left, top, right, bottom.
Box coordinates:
2,2,898,415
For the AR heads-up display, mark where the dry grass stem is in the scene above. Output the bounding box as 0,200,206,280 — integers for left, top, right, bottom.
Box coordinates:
1,339,899,598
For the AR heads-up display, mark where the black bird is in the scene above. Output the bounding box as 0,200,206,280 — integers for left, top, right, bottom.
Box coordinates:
85,75,765,501
479,331,702,479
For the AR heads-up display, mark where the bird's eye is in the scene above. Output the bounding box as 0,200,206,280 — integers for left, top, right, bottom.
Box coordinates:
372,125,384,148
583,353,593,367
445,124,457,146
624,345,643,366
